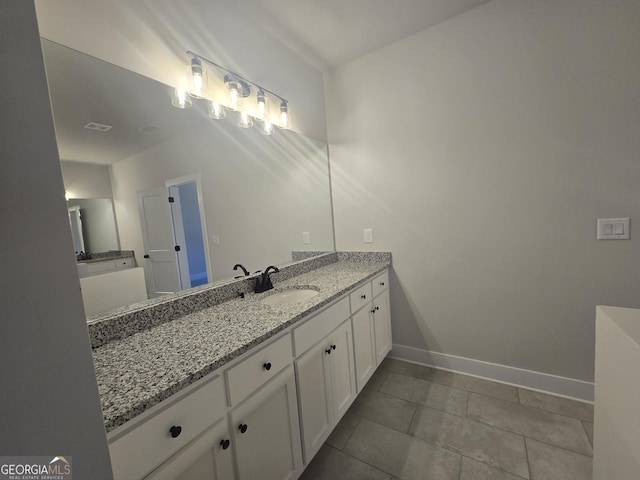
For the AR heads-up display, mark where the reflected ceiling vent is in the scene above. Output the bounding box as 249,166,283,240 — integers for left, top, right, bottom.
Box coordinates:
138,124,160,133
83,121,112,132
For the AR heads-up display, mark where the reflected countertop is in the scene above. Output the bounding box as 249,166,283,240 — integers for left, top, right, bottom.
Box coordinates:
92,252,391,432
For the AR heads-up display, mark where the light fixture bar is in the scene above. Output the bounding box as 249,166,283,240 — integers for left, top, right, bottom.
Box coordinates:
186,50,289,104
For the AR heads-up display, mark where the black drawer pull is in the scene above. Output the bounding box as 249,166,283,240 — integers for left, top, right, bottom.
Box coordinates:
325,348,332,355
332,344,336,350
361,294,367,299
220,439,230,450
263,362,272,371
239,423,248,434
169,426,182,438
380,282,385,286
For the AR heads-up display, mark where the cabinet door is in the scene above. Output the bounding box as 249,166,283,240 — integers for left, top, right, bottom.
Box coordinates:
351,305,376,392
327,321,357,421
373,290,392,364
231,367,303,480
295,342,333,464
146,417,235,480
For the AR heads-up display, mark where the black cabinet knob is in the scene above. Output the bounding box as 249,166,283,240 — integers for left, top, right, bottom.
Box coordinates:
371,309,376,314
220,439,230,450
143,254,150,259
380,282,385,286
331,344,336,350
238,423,248,434
325,348,332,355
375,306,380,311
263,362,272,371
361,294,367,299
169,426,182,438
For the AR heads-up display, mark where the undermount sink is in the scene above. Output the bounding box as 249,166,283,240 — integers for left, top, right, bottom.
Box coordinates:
260,288,319,306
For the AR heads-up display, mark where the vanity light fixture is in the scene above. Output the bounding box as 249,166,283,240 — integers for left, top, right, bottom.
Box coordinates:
174,51,291,133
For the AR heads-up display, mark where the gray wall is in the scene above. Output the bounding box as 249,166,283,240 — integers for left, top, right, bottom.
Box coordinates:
326,0,640,384
0,2,112,477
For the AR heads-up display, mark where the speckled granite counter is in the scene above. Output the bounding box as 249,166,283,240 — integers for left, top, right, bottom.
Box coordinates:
92,253,390,432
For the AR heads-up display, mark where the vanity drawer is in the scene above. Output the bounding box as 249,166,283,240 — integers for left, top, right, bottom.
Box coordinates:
372,271,389,298
109,374,226,480
350,282,372,313
115,257,135,269
226,333,293,406
87,260,116,274
293,297,350,356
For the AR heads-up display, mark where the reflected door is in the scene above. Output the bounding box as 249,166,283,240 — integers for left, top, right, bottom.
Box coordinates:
137,187,181,297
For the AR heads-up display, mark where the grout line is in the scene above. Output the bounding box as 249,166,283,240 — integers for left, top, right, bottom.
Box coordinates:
524,436,533,480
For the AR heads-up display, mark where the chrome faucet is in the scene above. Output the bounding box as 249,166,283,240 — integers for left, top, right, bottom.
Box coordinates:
254,265,279,293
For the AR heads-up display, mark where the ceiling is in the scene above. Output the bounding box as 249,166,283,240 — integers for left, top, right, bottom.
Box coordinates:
242,0,490,70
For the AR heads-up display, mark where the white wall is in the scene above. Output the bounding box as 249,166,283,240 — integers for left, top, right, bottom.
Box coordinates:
326,0,640,385
0,2,112,476
111,122,333,285
61,161,113,198
35,0,327,141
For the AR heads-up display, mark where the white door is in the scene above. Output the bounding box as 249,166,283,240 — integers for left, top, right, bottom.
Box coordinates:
137,187,181,297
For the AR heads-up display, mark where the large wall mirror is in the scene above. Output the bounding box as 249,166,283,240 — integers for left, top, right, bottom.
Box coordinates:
41,38,335,318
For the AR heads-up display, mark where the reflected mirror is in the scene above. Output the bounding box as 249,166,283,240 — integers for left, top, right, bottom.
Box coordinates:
41,39,335,318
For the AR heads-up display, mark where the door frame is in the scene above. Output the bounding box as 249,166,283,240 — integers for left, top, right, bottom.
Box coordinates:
165,173,213,286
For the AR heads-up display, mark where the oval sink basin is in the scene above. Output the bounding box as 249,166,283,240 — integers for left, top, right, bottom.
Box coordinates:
260,288,319,306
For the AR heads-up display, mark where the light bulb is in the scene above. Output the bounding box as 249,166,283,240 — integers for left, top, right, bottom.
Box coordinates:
256,89,267,119
279,100,290,129
260,120,273,136
208,101,226,119
229,86,240,110
171,88,192,109
189,56,207,98
238,111,254,128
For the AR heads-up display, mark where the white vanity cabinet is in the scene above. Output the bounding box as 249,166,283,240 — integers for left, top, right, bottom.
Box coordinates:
108,374,228,480
146,416,234,480
230,366,303,480
295,319,357,463
352,271,392,391
106,267,391,480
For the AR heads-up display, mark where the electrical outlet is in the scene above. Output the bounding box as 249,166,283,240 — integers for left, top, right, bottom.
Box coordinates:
302,232,310,244
211,235,221,246
364,228,373,243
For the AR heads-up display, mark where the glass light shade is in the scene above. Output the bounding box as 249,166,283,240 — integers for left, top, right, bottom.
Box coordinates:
238,111,254,128
208,101,226,119
171,88,192,109
259,120,274,136
188,57,208,99
278,100,291,129
256,89,269,120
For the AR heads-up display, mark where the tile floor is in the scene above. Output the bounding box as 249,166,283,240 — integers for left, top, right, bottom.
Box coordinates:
300,358,593,480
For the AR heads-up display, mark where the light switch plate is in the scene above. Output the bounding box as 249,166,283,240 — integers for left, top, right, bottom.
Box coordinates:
302,232,310,244
364,228,373,243
211,235,221,246
597,218,630,240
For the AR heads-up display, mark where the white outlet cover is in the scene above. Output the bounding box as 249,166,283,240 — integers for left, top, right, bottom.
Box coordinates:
364,228,373,243
302,232,310,244
597,218,630,240
211,235,221,246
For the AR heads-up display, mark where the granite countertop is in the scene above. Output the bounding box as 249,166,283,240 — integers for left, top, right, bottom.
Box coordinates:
78,250,134,264
93,256,390,432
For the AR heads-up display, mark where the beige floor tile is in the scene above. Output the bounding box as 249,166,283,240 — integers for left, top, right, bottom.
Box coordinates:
382,358,519,402
526,438,592,480
468,394,592,456
582,421,593,447
299,445,392,480
379,371,468,416
349,389,418,433
344,418,461,480
518,389,594,422
409,406,529,479
326,412,360,450
460,457,528,480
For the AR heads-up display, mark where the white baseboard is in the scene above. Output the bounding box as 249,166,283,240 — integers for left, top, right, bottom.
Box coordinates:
389,344,594,403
